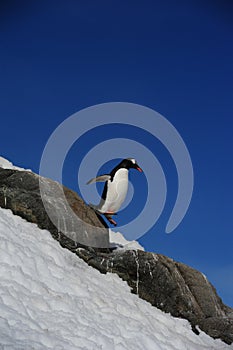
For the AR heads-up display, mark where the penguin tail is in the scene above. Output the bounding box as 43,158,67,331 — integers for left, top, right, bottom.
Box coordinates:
88,203,100,212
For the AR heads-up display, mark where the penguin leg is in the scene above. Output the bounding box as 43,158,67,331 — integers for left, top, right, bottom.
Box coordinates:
107,217,117,226
89,206,117,226
104,214,117,226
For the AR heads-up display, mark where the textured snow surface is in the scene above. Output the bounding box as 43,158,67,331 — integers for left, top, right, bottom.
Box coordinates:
0,209,232,350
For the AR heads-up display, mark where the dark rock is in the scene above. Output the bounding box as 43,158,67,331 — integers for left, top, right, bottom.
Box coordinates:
0,167,232,345
0,168,109,248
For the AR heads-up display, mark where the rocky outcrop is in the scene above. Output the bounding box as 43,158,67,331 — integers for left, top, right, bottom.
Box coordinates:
0,168,109,248
0,167,233,345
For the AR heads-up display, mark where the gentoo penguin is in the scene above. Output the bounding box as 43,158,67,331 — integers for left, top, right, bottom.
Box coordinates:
87,158,143,226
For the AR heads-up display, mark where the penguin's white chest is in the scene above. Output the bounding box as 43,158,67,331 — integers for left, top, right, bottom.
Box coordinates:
100,169,129,213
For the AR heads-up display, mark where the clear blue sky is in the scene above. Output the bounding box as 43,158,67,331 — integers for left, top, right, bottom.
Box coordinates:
0,1,232,307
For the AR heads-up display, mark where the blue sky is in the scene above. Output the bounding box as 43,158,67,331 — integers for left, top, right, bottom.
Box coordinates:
0,1,233,307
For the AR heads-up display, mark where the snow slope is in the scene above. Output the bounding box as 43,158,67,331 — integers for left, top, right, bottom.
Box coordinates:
0,208,232,350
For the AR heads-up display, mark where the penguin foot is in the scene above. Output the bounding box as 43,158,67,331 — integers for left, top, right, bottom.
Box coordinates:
104,214,117,226
107,217,117,226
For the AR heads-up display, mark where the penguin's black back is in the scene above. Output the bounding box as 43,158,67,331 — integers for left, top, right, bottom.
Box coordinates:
109,159,134,178
101,181,108,201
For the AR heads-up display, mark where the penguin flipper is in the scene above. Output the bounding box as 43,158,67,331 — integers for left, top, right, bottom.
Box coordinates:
86,175,111,185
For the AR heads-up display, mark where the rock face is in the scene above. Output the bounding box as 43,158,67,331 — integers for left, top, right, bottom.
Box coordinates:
0,168,109,248
0,167,233,345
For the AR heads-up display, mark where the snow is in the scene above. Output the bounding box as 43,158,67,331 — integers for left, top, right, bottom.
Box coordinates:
0,156,31,172
0,208,232,350
109,230,145,251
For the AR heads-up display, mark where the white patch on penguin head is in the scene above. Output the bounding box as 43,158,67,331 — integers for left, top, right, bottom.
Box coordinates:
126,158,136,164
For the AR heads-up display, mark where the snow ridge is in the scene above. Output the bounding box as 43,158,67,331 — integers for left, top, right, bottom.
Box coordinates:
0,156,31,172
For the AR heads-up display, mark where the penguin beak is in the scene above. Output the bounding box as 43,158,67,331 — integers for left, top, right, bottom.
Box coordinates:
135,164,143,172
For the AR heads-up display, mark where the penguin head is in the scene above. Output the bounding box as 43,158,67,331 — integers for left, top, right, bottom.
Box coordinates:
119,158,143,172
